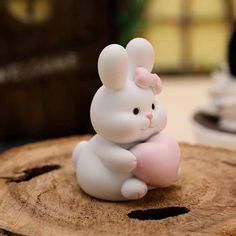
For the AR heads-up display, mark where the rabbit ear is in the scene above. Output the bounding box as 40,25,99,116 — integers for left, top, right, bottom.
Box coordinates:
98,44,129,90
126,38,155,72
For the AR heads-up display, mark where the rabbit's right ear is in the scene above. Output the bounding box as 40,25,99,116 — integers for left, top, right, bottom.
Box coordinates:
98,44,129,90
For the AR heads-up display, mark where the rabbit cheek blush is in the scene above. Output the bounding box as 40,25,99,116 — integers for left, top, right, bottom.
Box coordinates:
72,38,181,201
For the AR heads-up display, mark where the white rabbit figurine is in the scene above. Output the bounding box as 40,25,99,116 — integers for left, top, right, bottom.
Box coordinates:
72,38,180,201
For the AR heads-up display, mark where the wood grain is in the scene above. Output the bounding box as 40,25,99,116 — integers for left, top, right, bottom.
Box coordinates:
0,136,235,236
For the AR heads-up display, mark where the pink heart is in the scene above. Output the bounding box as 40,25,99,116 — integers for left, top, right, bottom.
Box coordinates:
131,133,180,187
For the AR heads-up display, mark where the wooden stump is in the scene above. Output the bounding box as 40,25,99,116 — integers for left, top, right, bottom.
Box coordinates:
0,136,235,236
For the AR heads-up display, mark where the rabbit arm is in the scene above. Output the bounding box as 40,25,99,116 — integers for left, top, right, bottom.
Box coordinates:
95,143,137,173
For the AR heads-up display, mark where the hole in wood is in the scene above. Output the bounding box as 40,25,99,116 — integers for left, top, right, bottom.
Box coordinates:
128,206,190,221
0,227,26,236
0,164,61,183
222,161,236,168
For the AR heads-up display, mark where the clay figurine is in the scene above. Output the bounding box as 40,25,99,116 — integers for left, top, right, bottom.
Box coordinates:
72,38,180,201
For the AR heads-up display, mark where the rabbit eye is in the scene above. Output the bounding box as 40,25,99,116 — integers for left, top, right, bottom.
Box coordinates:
152,103,155,110
133,107,140,115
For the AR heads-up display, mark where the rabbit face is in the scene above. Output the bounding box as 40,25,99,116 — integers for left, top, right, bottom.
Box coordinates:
90,38,167,144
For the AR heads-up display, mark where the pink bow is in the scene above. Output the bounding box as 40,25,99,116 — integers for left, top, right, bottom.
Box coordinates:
134,67,162,94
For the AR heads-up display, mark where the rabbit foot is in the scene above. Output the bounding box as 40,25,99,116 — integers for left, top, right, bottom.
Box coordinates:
121,178,147,200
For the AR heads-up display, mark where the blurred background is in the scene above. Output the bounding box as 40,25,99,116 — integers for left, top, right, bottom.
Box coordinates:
0,0,235,151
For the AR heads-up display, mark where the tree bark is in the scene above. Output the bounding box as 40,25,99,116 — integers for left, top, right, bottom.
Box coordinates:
0,136,235,236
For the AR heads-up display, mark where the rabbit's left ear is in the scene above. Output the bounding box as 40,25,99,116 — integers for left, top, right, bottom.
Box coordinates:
126,38,155,72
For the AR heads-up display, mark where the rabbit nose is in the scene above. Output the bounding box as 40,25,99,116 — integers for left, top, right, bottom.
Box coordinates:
146,114,153,120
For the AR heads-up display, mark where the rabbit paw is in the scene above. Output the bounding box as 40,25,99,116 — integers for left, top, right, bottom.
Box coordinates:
121,178,147,200
119,153,137,173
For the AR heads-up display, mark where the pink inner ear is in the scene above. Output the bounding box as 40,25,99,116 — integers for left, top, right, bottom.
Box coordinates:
134,67,162,94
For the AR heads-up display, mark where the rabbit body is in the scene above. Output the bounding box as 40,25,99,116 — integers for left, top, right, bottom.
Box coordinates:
73,38,180,201
74,135,135,201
